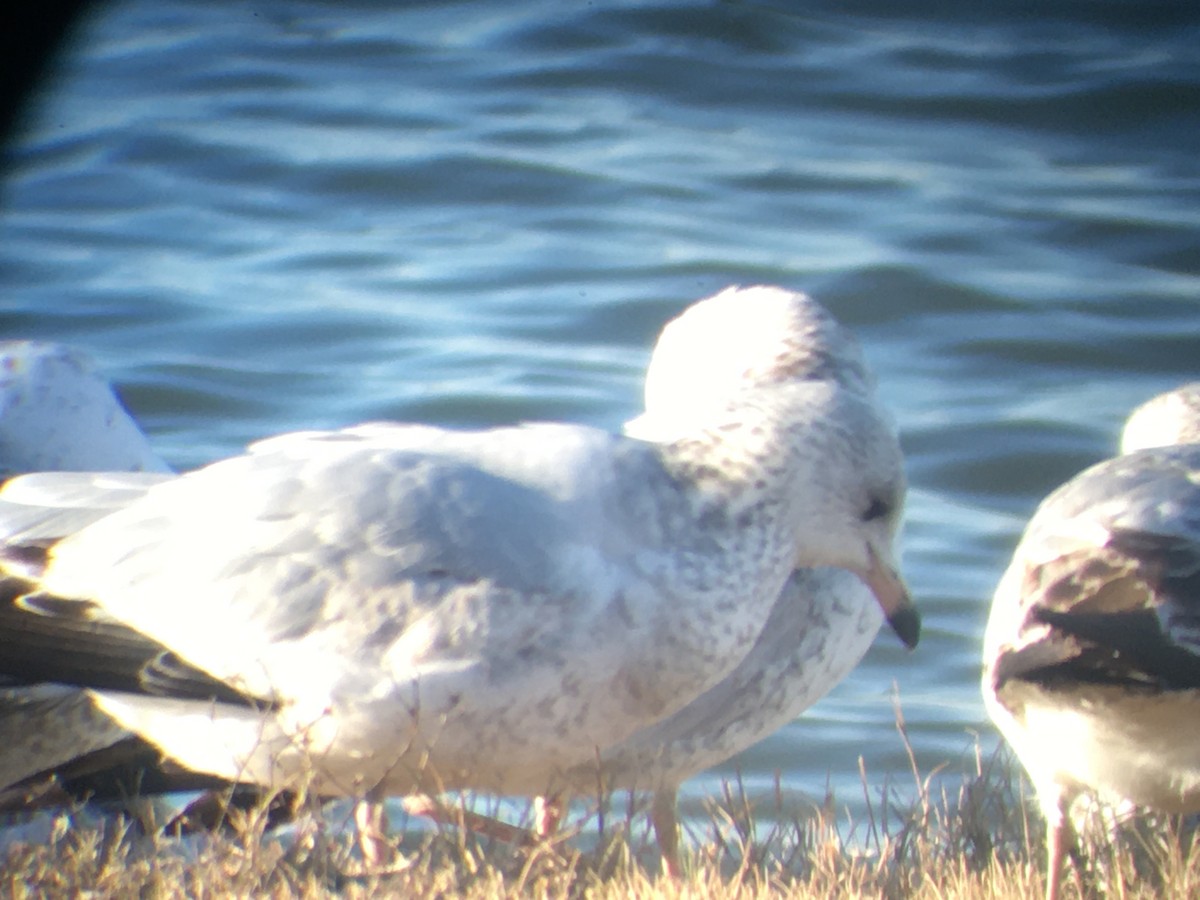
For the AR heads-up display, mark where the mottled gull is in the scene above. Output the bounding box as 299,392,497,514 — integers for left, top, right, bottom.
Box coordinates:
0,287,915,866
503,285,908,875
983,384,1200,900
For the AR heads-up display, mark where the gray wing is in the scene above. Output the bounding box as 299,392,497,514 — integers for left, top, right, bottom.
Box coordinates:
0,421,765,795
0,683,256,814
0,472,171,555
10,422,694,712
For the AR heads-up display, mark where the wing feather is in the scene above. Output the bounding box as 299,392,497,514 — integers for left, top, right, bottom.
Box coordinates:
991,445,1200,694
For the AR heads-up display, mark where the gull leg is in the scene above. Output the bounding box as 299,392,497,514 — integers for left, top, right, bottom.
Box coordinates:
403,794,536,845
1042,785,1078,900
340,793,412,876
651,789,682,878
354,791,404,870
533,794,564,840
1045,813,1065,900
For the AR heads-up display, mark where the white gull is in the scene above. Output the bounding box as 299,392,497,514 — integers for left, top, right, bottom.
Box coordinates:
983,384,1200,900
0,341,167,476
0,288,916,864
512,285,907,875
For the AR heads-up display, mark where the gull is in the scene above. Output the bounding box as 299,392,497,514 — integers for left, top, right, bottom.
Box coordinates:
0,343,372,839
0,286,915,864
473,285,911,875
0,341,167,477
0,343,338,840
983,384,1200,900
0,291,914,868
0,341,170,799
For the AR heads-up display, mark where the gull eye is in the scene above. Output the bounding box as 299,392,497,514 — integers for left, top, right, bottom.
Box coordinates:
862,496,891,523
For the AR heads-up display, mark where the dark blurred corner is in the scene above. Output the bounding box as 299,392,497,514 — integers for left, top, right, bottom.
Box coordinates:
1,1,97,147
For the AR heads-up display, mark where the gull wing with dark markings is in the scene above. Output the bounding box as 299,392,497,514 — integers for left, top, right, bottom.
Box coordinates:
991,444,1200,695
0,577,266,708
0,574,273,812
0,733,225,813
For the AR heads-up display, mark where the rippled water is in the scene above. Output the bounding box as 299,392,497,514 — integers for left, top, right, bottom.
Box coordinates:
2,0,1198,841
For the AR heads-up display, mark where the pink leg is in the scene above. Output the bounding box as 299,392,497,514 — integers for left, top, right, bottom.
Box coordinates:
354,796,393,867
1045,814,1064,900
1041,786,1078,900
533,795,564,840
403,794,546,845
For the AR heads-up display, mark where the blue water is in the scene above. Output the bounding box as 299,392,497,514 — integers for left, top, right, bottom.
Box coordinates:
2,0,1198,842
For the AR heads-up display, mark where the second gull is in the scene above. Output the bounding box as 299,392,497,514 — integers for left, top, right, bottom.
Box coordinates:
983,384,1200,900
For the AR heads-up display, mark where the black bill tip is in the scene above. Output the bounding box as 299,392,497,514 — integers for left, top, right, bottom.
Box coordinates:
887,606,921,650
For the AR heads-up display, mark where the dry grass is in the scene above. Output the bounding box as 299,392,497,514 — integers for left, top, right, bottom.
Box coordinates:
4,728,1199,899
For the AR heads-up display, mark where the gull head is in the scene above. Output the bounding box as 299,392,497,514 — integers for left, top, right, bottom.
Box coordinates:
1120,382,1200,454
627,285,874,442
785,382,917,649
628,286,918,648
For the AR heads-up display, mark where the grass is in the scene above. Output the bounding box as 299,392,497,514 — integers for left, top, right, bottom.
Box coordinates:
4,725,1199,899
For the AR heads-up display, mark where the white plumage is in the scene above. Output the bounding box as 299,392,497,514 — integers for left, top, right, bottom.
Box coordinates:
0,341,167,476
567,285,905,873
0,288,914,859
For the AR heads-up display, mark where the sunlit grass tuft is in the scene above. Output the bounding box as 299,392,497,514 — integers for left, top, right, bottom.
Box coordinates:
4,727,1199,899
